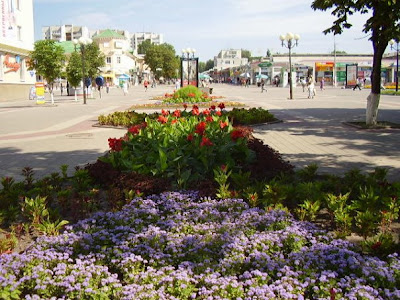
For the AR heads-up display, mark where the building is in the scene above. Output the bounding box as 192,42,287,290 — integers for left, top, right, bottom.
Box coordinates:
42,24,90,42
214,49,249,71
131,32,163,54
92,29,139,85
0,0,35,101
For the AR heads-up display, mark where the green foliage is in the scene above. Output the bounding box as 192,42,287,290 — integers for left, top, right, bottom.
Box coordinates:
66,52,82,88
137,39,153,55
295,200,321,221
145,43,180,79
29,40,65,90
214,165,232,199
21,196,49,225
33,217,69,236
296,163,319,182
172,85,205,102
228,107,276,125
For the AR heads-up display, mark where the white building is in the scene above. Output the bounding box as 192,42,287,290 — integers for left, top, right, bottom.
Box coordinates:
92,29,139,85
0,0,35,101
131,32,163,54
214,49,249,71
42,24,90,42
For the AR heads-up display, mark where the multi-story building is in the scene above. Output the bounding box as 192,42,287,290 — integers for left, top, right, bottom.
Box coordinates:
0,0,35,101
214,49,249,71
42,24,90,42
131,32,163,54
92,29,139,85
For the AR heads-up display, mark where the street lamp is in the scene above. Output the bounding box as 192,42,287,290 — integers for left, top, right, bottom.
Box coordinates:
279,32,300,99
73,37,93,104
389,39,399,92
181,48,196,86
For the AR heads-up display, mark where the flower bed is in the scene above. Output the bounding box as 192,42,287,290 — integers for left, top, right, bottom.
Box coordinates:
1,191,399,299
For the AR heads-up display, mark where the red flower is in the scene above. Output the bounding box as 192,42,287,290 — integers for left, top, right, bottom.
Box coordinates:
371,241,382,250
128,125,140,135
210,105,216,110
219,121,228,129
221,165,227,172
195,121,207,135
200,136,213,147
173,109,181,117
192,108,200,116
183,103,188,110
171,119,178,124
108,138,123,152
158,115,168,123
216,110,222,116
218,103,225,110
231,129,245,141
192,105,199,110
187,134,194,141
161,109,169,116
202,109,211,115
206,116,213,122
188,93,195,97
330,288,336,300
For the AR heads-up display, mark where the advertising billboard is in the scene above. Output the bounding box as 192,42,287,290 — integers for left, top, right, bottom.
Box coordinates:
1,0,17,41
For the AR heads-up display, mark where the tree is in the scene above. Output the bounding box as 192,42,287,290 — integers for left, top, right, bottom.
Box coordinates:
145,43,179,79
66,52,82,101
84,43,106,80
29,40,65,103
205,59,214,71
311,0,400,126
198,61,206,73
241,49,252,60
138,39,153,55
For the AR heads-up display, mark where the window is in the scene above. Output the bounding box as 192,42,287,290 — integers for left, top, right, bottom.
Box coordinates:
117,57,121,64
106,57,111,64
104,42,109,47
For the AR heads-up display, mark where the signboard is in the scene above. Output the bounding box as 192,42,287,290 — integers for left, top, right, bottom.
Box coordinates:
258,62,272,68
35,82,45,104
346,64,358,86
1,0,17,40
180,57,199,87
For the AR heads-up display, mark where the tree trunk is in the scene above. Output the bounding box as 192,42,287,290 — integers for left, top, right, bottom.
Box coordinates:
366,92,380,125
366,37,386,126
74,90,78,102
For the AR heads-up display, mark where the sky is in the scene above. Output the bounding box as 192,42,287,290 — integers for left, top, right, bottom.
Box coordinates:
33,0,379,62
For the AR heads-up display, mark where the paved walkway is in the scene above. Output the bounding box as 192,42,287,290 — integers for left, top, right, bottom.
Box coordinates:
0,83,399,182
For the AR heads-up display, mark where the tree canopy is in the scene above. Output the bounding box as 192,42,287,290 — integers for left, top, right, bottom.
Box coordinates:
241,49,251,60
311,0,400,125
145,43,179,79
138,40,153,55
29,40,65,91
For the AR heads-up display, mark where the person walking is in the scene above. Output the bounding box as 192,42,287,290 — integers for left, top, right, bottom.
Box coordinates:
260,79,266,93
353,78,362,90
122,81,128,95
66,82,70,96
106,82,110,93
307,76,316,99
144,80,149,91
320,77,325,91
60,83,64,96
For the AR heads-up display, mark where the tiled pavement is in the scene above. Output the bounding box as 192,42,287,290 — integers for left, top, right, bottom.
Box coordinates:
0,83,399,182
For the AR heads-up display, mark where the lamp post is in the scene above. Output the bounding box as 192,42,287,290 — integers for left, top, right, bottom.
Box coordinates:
389,39,399,92
181,48,196,86
73,37,93,104
279,32,300,99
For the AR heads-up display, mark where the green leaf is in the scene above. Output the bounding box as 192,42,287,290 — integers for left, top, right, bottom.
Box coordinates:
159,148,168,172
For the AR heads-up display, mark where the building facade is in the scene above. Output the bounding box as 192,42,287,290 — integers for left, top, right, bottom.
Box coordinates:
0,0,35,101
42,25,90,42
131,32,163,55
214,49,249,71
92,29,138,85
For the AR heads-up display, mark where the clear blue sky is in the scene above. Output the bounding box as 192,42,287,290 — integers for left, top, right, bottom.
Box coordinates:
33,0,378,61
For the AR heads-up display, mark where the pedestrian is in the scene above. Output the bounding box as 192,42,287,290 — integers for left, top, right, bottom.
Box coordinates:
106,82,110,93
144,80,149,91
307,76,316,99
353,78,362,90
300,79,306,92
60,83,63,96
320,77,325,91
260,79,266,93
66,82,70,96
175,79,180,90
122,81,128,95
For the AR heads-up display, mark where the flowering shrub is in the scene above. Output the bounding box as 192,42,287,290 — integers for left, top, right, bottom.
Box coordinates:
1,191,399,299
163,86,213,104
103,105,254,185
